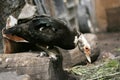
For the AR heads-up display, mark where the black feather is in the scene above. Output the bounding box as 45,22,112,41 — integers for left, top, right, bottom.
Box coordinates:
4,16,76,49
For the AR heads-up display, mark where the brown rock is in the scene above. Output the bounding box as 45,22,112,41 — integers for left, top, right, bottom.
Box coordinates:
0,53,67,80
60,34,100,68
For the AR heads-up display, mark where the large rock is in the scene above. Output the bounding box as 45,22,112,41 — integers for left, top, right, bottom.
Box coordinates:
0,53,67,80
60,34,100,68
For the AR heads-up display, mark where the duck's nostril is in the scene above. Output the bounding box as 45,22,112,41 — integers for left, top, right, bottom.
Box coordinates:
85,47,89,51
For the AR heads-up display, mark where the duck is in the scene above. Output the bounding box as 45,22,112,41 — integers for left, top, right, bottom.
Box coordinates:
3,15,91,62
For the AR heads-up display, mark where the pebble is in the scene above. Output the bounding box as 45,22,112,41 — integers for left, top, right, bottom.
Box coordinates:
5,58,13,63
0,58,2,64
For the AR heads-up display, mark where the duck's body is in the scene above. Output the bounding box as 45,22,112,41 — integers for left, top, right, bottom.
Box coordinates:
4,16,76,49
4,15,91,62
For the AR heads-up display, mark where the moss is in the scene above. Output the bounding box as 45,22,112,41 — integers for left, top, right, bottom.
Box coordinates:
114,48,120,52
68,59,120,80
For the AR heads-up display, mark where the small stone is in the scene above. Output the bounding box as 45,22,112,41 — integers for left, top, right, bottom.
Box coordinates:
0,58,2,64
5,58,13,63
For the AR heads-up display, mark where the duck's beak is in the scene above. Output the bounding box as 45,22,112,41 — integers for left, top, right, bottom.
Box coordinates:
83,46,91,63
77,42,91,63
74,33,91,63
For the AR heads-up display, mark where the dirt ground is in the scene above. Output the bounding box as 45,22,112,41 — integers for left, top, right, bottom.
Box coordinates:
96,32,120,57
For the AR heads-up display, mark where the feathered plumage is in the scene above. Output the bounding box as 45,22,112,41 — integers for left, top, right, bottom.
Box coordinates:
4,16,76,49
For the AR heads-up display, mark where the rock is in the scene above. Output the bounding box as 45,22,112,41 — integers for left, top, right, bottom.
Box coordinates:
60,34,100,68
0,53,67,80
0,0,25,30
0,72,32,80
18,3,36,19
98,51,115,60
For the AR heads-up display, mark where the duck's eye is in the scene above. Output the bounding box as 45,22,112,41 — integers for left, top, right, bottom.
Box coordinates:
34,24,46,31
39,27,44,31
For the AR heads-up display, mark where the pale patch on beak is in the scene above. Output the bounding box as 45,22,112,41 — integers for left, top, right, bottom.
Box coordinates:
86,54,91,63
74,33,91,63
84,46,91,63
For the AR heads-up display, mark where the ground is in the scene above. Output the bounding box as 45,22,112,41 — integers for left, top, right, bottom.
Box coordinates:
97,32,120,57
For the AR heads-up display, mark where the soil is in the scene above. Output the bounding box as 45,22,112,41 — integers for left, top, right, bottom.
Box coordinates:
96,32,120,57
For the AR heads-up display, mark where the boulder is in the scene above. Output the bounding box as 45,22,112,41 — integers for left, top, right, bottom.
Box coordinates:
0,53,67,80
60,34,100,68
